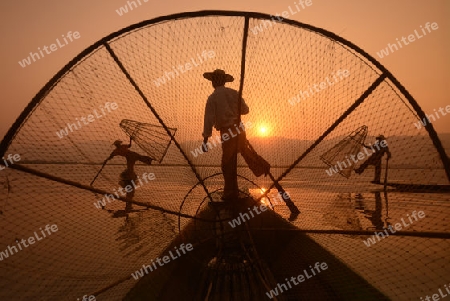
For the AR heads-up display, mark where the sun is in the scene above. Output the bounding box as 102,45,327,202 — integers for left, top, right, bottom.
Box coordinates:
258,125,270,137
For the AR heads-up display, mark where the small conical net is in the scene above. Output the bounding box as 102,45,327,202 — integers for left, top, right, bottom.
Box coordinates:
120,119,176,163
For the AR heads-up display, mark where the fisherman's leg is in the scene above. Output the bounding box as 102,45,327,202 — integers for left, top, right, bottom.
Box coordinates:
221,131,239,200
125,201,133,211
138,154,153,165
374,160,382,183
372,191,383,229
125,191,134,211
355,159,370,174
122,179,135,211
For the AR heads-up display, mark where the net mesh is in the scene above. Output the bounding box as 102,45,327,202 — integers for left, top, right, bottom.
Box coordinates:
0,12,449,301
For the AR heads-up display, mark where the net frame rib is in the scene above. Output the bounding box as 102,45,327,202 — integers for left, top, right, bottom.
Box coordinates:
7,163,210,222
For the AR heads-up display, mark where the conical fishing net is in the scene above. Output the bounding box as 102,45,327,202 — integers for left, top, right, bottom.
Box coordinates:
119,119,177,163
320,125,368,178
0,11,449,301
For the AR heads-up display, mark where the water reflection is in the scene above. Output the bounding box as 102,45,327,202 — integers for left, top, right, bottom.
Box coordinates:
111,208,178,258
359,191,391,230
114,211,146,257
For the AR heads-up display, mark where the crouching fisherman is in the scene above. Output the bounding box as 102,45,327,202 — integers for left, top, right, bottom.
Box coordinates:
106,138,153,211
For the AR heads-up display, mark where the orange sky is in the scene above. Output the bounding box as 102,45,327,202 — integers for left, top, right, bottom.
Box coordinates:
0,0,449,140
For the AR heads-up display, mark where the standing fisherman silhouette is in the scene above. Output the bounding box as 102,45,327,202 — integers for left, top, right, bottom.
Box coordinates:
101,138,153,211
354,135,392,184
201,69,300,220
201,69,249,201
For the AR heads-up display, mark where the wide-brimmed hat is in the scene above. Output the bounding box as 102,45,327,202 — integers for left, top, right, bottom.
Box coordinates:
113,140,123,147
203,69,234,82
376,135,386,140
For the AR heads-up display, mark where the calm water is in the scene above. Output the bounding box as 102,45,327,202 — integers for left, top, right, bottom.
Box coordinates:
0,165,448,300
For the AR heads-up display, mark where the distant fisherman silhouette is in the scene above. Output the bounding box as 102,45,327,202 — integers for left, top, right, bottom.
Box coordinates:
201,69,251,200
355,135,392,184
107,139,153,211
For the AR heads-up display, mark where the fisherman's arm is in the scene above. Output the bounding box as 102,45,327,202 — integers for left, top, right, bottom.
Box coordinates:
238,92,249,115
201,98,215,152
108,145,129,160
241,99,249,115
107,150,117,160
386,147,392,159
